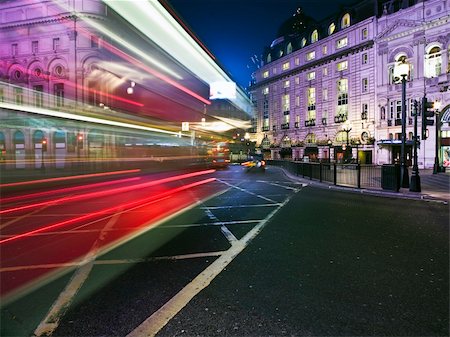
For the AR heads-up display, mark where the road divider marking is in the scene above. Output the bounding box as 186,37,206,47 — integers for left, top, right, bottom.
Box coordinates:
216,179,278,203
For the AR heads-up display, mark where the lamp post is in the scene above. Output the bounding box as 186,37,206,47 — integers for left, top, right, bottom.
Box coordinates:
394,60,410,188
342,121,352,162
410,99,421,192
354,139,360,164
433,101,442,174
327,139,332,162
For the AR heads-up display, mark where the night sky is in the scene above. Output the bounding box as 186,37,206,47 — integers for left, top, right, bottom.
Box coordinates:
167,0,358,89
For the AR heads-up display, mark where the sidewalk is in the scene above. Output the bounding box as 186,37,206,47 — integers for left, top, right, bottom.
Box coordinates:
281,167,450,203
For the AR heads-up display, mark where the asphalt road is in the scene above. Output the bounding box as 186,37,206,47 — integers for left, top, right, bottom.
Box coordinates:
1,165,448,336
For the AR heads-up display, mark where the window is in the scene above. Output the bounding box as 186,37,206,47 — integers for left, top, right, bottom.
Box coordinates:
282,62,290,71
362,53,368,64
301,38,307,47
322,45,328,55
361,28,368,40
282,94,290,112
14,87,23,105
323,67,328,76
54,83,64,107
12,43,18,56
337,60,348,71
53,38,60,52
380,106,386,120
32,41,38,54
0,86,4,102
263,71,269,78
295,77,300,85
311,30,318,43
91,35,99,48
323,88,328,101
425,46,442,78
295,57,300,66
307,71,315,80
307,87,316,120
337,37,348,49
284,80,290,88
362,103,368,120
337,79,348,117
266,54,272,63
362,78,368,92
306,51,315,61
295,95,300,107
33,85,44,107
341,13,350,28
262,87,269,95
328,23,336,35
286,42,293,54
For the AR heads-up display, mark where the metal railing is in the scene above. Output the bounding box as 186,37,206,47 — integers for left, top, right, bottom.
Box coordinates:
269,160,383,190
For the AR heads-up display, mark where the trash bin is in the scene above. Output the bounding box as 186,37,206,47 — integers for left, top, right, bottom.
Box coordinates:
381,164,400,191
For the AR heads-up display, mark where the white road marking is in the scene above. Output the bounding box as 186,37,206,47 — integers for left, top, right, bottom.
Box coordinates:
217,179,278,203
199,204,281,209
203,208,237,243
126,193,296,337
34,210,123,337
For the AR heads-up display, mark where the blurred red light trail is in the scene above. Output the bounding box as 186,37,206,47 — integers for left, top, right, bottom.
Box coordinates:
1,177,141,203
0,169,215,215
0,169,141,188
0,177,216,245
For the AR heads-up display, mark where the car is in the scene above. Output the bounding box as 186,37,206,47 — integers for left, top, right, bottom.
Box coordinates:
241,153,266,172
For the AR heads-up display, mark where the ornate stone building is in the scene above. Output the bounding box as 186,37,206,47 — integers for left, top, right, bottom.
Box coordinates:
250,0,450,169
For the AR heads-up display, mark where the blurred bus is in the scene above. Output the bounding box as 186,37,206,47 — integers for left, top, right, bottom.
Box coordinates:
207,142,230,169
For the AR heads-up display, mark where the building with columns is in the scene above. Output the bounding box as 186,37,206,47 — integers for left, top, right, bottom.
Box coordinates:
250,0,450,169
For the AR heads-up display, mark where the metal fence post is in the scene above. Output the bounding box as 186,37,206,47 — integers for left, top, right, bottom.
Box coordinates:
333,163,337,185
357,163,361,189
319,162,323,182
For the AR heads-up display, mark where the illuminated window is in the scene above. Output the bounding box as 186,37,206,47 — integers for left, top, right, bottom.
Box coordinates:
284,80,290,88
425,46,442,78
337,37,348,49
282,62,290,71
307,71,315,80
295,95,300,107
322,45,328,55
307,87,316,120
311,30,318,43
286,42,293,54
323,67,328,76
341,13,350,28
306,51,315,61
282,94,290,112
337,60,348,71
14,87,23,105
328,23,336,35
362,78,368,92
361,28,368,40
267,53,272,63
295,77,300,85
301,38,307,47
337,78,348,117
323,88,328,101
262,87,269,95
33,85,44,107
263,71,269,78
295,57,300,66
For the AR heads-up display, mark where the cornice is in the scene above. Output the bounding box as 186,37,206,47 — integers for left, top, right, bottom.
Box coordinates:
0,13,106,30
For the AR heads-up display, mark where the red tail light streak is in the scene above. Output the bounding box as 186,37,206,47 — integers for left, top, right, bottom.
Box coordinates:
0,177,216,245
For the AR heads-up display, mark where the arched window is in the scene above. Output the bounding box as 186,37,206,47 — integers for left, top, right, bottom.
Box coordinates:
341,13,351,28
311,30,318,43
286,42,293,54
328,23,336,35
33,130,44,143
13,130,25,144
266,53,272,63
281,135,292,147
54,130,66,143
305,133,316,144
425,46,442,78
301,38,307,48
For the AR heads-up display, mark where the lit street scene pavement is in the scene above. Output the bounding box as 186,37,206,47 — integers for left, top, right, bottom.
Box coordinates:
1,0,450,336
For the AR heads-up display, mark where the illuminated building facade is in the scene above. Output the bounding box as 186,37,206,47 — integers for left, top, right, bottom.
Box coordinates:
0,0,252,170
250,0,450,168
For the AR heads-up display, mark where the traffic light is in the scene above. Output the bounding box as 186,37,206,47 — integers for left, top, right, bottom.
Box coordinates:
77,134,83,149
42,138,47,152
421,96,434,140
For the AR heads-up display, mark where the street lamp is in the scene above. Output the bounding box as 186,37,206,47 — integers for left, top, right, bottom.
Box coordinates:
342,121,352,162
327,139,332,162
433,100,442,174
410,100,421,192
393,59,410,188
